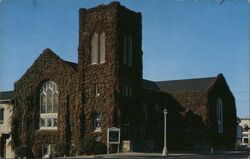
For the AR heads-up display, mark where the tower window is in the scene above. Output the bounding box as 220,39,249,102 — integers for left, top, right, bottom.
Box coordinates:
91,33,106,64
216,97,223,133
122,83,132,97
122,34,132,66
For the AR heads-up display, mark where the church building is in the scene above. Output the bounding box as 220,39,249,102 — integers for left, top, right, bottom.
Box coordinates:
11,2,236,157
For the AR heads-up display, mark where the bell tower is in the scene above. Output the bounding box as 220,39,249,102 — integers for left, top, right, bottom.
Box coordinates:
77,2,142,141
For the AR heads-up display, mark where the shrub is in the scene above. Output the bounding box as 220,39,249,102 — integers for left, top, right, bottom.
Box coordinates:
54,142,68,157
94,142,107,154
32,144,43,158
78,136,96,155
15,145,27,158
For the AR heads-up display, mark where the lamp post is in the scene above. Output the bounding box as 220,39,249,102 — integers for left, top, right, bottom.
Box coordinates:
162,108,168,156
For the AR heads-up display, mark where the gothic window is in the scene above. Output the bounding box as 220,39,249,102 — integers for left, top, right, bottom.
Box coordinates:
91,32,106,64
40,81,58,129
94,113,101,131
216,97,223,133
122,34,132,66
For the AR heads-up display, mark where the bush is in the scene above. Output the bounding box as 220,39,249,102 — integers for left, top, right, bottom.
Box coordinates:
94,142,107,154
32,144,43,158
78,136,96,155
15,145,27,158
54,142,68,157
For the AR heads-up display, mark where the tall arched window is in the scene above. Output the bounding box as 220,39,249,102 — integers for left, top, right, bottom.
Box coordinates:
40,81,58,129
91,32,105,64
216,97,223,133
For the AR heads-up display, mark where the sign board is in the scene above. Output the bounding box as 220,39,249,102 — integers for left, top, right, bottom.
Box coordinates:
107,127,120,154
109,130,120,143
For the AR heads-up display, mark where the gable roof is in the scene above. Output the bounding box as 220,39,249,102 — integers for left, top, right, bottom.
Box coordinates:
64,60,78,71
143,77,216,93
0,91,14,101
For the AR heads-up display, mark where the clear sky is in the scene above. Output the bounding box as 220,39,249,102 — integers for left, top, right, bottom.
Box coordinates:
0,0,249,118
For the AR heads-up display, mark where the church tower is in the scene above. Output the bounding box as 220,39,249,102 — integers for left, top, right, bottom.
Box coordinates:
77,2,142,141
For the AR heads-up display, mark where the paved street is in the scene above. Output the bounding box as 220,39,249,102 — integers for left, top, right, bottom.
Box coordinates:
62,151,250,159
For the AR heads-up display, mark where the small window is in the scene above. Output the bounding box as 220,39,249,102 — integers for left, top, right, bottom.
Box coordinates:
94,113,101,131
154,103,160,113
122,83,132,97
0,108,4,124
95,84,100,97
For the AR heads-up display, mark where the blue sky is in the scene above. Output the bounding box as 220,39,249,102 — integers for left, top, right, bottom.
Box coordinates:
0,0,249,118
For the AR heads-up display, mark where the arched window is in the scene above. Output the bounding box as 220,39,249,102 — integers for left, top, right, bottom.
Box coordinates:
40,81,58,129
91,32,105,64
216,97,223,133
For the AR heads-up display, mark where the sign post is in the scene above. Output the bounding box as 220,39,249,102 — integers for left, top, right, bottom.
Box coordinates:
107,127,120,154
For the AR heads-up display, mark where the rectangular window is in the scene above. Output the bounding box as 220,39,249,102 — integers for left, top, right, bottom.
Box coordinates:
94,113,102,131
0,108,4,124
122,83,132,97
99,33,105,64
91,33,98,64
122,34,133,66
123,34,127,64
91,33,106,64
95,84,100,97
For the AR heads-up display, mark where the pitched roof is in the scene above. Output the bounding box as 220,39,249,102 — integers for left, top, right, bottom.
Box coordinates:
0,91,14,101
64,61,78,71
143,77,216,93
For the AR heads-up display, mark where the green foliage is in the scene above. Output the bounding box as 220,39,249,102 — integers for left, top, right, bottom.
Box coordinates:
32,144,43,158
54,142,68,157
15,145,27,158
94,142,107,154
78,136,96,155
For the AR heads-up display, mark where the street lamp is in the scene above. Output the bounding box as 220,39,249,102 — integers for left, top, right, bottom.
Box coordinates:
162,108,168,156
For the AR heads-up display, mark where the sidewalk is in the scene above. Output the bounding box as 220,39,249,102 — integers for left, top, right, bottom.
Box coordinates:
61,151,250,158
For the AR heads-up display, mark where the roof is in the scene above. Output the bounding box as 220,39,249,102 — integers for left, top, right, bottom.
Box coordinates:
143,77,216,93
0,91,14,101
64,61,78,71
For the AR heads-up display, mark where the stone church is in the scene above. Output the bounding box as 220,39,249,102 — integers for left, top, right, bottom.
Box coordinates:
11,2,236,157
